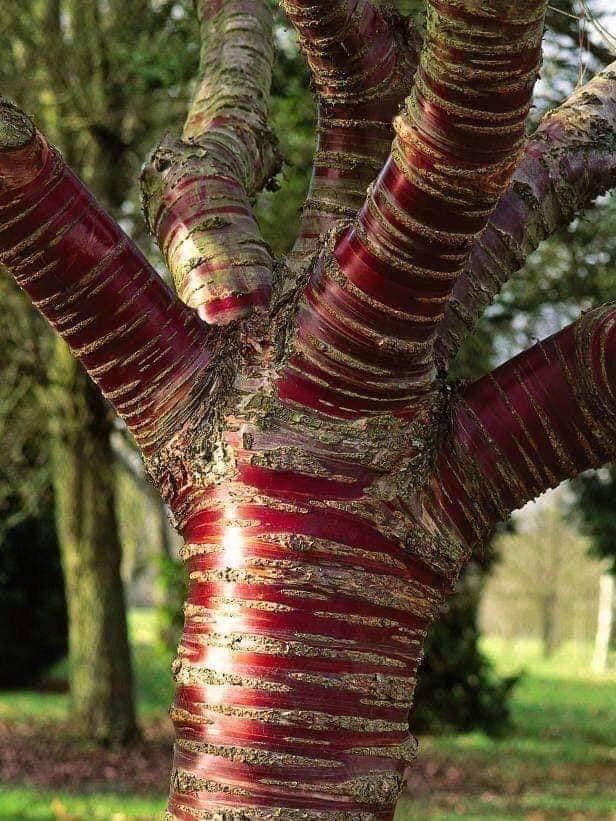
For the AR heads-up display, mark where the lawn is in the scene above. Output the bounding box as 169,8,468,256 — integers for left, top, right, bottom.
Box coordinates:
398,638,615,819
1,615,613,820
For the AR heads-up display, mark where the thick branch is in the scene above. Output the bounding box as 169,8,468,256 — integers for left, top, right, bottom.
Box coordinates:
437,63,616,367
0,100,219,457
141,0,278,325
427,303,616,551
277,0,548,419
280,0,419,272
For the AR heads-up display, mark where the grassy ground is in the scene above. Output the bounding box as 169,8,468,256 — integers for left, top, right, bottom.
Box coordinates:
398,638,615,819
0,615,613,820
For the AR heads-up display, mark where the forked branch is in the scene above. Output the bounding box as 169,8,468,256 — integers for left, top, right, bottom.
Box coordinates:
0,100,220,457
278,0,548,419
427,303,616,550
437,63,616,366
142,0,278,324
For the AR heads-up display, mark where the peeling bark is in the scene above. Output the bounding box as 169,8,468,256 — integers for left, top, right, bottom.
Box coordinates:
141,0,279,324
437,62,616,366
155,353,460,819
0,106,219,456
2,3,616,817
430,304,616,549
277,0,548,419
280,0,419,279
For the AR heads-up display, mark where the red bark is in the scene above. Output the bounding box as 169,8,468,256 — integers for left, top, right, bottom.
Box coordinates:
437,62,616,365
141,0,278,325
155,360,460,817
0,115,217,454
1,1,615,817
278,0,547,418
281,0,419,268
430,304,616,548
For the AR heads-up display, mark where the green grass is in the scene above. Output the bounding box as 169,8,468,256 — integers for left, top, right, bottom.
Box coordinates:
0,787,165,821
396,637,616,819
1,618,614,820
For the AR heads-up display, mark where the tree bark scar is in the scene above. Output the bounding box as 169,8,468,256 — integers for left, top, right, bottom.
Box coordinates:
0,100,47,190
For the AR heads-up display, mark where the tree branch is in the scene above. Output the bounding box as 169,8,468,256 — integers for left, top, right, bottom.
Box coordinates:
277,0,548,419
437,62,616,367
427,303,616,552
0,100,221,457
280,0,419,274
141,0,279,325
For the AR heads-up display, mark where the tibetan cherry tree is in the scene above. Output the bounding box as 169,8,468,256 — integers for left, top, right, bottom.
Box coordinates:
1,0,615,817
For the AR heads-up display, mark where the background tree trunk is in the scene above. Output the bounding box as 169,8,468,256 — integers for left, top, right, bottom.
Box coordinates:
592,573,615,673
49,339,137,743
540,592,558,659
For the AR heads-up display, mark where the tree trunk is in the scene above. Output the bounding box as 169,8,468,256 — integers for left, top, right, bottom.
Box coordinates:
592,573,615,673
540,591,558,658
3,4,616,814
166,467,442,818
50,339,137,744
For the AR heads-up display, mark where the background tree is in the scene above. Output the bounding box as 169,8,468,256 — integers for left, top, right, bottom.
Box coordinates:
0,274,67,687
0,0,201,743
483,498,602,657
572,466,616,670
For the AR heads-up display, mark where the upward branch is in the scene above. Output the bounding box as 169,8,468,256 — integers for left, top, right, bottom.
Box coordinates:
436,63,616,367
0,100,221,458
280,0,419,274
142,0,279,325
278,0,548,419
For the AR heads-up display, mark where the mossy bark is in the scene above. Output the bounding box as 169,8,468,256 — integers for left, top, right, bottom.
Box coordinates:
50,339,137,744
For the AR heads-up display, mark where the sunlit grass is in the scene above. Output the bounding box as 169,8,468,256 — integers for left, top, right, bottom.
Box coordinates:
0,786,165,821
397,636,616,819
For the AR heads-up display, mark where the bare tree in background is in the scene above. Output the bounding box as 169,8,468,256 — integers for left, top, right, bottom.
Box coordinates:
483,501,602,657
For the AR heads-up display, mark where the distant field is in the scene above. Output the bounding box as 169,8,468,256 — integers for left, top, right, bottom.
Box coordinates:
0,615,613,820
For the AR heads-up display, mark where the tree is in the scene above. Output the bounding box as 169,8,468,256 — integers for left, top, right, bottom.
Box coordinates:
0,275,52,535
0,279,68,686
0,0,198,743
0,501,68,687
573,466,616,671
1,1,615,817
483,498,602,656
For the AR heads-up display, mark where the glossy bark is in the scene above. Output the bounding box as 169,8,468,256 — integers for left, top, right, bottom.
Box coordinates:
437,63,616,366
2,1,616,816
141,0,278,324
